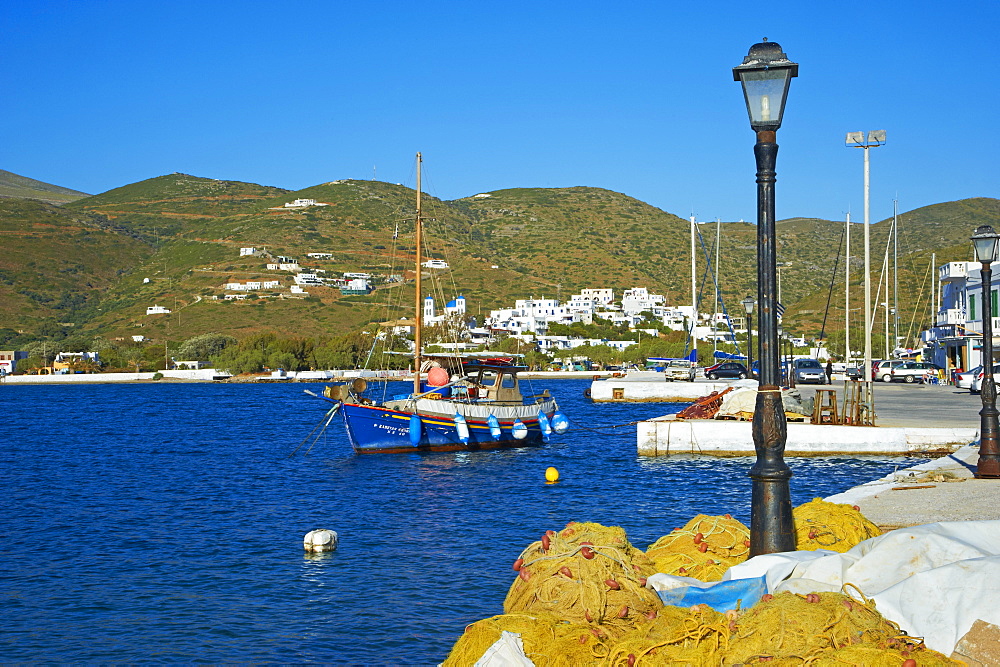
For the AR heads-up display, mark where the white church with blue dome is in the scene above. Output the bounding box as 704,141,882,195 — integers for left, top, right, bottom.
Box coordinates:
423,294,467,325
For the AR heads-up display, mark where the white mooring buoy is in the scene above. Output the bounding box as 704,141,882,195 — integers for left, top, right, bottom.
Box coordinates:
303,529,339,553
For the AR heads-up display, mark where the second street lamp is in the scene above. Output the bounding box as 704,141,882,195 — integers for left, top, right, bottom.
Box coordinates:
742,296,756,377
734,39,798,555
972,224,1000,479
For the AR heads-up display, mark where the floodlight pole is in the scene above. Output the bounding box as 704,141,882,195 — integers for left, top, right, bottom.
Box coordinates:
847,131,884,422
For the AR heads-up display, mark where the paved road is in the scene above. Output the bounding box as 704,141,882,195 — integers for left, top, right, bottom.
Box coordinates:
792,380,983,428
683,376,984,428
827,444,1000,528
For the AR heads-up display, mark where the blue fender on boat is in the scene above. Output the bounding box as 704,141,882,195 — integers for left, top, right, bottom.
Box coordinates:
511,418,528,440
538,410,552,441
453,412,470,444
409,414,422,446
487,414,502,440
552,410,569,434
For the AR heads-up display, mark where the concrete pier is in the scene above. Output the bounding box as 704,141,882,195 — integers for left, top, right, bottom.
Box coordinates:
637,381,983,456
638,418,976,456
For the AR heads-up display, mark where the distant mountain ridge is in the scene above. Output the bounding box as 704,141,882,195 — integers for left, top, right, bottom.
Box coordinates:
0,169,89,204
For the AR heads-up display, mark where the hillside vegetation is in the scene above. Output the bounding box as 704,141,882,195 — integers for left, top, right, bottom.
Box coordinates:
0,198,152,332
2,168,998,357
0,169,89,204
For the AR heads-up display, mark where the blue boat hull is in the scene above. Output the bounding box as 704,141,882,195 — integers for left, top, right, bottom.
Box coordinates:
340,402,548,453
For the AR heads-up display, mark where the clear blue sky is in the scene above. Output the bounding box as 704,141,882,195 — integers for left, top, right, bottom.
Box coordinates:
4,0,997,224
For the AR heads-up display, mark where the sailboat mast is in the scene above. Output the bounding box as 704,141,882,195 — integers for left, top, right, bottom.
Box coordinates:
414,152,423,395
893,199,899,351
690,215,698,361
845,211,851,362
714,217,721,357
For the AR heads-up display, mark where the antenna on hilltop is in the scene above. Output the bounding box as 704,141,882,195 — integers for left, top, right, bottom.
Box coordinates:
373,165,377,181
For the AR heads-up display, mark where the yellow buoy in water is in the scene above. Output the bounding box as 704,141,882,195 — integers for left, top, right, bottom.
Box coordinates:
545,466,559,483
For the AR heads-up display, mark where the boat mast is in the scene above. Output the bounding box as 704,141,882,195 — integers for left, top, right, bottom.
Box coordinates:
714,217,721,358
413,152,423,395
893,199,899,352
845,211,851,362
690,215,698,362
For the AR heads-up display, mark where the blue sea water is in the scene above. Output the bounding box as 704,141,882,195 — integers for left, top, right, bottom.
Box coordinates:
1,379,919,663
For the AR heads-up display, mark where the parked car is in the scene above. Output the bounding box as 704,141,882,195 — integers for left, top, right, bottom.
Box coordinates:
845,365,863,380
788,358,828,385
889,361,943,384
970,364,1000,394
873,359,907,382
956,366,982,390
704,361,750,380
663,359,697,382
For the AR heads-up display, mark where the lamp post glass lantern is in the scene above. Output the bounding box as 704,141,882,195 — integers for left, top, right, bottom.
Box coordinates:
972,225,1000,265
733,40,798,132
972,224,1000,479
734,40,797,555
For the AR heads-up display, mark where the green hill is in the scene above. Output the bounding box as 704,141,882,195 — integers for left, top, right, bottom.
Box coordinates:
0,169,89,204
3,167,997,357
66,173,289,242
0,198,153,333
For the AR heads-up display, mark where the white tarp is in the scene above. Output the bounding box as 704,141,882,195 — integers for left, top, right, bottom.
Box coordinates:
726,520,1000,655
472,631,533,666
715,387,813,420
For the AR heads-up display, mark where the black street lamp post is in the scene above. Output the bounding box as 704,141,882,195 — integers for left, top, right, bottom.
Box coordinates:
734,39,798,555
742,296,756,376
972,224,1000,479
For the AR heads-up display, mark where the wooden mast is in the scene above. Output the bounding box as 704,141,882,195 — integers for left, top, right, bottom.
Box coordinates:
413,152,423,395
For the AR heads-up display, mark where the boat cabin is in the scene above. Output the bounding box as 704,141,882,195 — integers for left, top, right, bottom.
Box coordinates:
463,365,525,403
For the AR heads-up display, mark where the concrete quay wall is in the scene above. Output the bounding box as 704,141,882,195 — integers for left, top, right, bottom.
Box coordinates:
1,369,230,384
637,417,978,457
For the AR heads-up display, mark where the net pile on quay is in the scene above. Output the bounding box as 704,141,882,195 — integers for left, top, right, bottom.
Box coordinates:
444,501,956,665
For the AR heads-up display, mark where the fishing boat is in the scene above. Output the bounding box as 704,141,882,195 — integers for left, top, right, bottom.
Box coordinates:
318,153,567,454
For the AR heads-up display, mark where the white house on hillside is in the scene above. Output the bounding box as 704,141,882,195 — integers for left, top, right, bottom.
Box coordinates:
487,298,575,335
146,305,171,315
621,287,666,316
294,273,324,285
282,199,329,208
577,288,614,304
422,259,449,269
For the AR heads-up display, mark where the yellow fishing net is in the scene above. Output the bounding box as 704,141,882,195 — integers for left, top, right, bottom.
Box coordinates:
645,514,750,581
449,516,960,665
503,522,661,640
793,498,882,552
604,603,730,665
723,590,957,665
441,612,607,667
